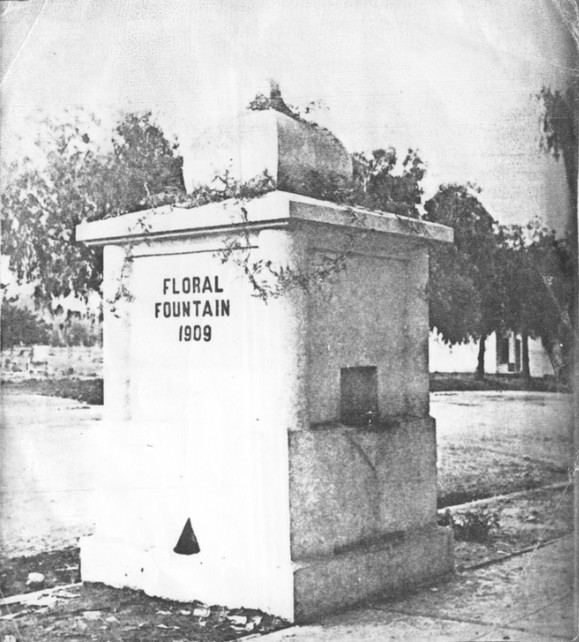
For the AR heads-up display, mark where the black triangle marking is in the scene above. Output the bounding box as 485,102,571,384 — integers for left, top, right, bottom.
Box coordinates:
173,518,201,555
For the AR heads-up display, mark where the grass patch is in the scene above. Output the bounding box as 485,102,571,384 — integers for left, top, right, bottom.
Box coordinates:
438,508,500,542
430,372,568,393
1,378,103,405
437,443,569,508
0,373,567,408
443,486,573,570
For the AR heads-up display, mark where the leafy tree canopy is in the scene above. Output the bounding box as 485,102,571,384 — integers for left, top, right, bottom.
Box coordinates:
536,85,577,381
0,300,50,349
1,110,185,304
537,86,577,208
498,222,574,381
423,183,502,348
285,148,426,219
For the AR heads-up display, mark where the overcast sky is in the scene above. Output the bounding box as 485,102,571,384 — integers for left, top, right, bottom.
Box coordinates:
1,0,576,232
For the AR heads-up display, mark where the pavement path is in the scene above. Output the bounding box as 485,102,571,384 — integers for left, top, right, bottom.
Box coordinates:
254,535,575,641
0,391,102,557
431,390,574,468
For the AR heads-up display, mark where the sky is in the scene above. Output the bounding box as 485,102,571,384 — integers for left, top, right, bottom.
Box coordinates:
0,0,576,233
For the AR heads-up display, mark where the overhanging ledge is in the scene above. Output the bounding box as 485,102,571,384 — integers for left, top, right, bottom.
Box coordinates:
76,190,454,246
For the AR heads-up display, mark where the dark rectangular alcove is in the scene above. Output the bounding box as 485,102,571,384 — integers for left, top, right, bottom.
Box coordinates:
340,366,378,426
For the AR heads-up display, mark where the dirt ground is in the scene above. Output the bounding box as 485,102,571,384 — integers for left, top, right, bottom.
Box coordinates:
447,484,573,570
1,584,290,641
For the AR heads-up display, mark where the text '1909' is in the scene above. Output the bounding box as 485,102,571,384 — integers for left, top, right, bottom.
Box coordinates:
178,325,212,342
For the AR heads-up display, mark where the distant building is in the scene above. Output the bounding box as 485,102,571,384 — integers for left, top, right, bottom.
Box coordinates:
429,330,553,377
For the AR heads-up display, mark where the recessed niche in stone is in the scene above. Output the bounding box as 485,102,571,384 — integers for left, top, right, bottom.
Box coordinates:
340,366,379,426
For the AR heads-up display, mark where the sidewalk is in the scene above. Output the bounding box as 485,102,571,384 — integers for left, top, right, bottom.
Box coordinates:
256,535,575,642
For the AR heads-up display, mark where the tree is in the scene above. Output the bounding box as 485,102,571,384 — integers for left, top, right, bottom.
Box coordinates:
1,110,185,305
537,86,577,211
499,223,574,384
536,85,577,384
111,111,185,212
0,300,50,349
350,148,425,218
423,183,503,376
497,226,539,382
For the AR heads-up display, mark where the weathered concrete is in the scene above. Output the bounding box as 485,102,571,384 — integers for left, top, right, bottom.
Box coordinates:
254,535,574,641
293,524,453,622
289,418,438,558
182,110,353,195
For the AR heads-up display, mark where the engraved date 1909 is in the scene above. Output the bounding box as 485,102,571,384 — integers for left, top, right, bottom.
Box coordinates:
178,325,212,342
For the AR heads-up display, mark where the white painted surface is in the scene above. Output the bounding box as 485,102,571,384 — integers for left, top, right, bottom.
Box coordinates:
429,331,497,374
429,331,554,377
183,110,352,193
76,191,454,246
89,231,299,619
79,191,451,618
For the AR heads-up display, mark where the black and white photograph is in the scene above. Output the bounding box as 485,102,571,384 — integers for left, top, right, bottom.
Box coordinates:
0,1,577,640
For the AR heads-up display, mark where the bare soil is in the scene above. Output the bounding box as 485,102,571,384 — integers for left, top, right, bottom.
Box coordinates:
445,485,574,570
0,548,80,598
0,583,289,641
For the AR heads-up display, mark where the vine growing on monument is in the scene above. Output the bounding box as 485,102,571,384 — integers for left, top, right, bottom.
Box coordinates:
218,199,351,303
177,168,353,302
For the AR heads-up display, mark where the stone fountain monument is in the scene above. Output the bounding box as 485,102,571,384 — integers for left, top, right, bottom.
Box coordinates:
77,98,454,622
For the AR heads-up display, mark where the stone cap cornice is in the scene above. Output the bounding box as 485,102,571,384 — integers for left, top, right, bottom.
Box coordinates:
76,190,454,246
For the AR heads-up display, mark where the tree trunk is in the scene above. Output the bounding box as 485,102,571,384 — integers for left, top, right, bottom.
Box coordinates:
522,331,531,386
476,335,486,379
542,336,564,381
